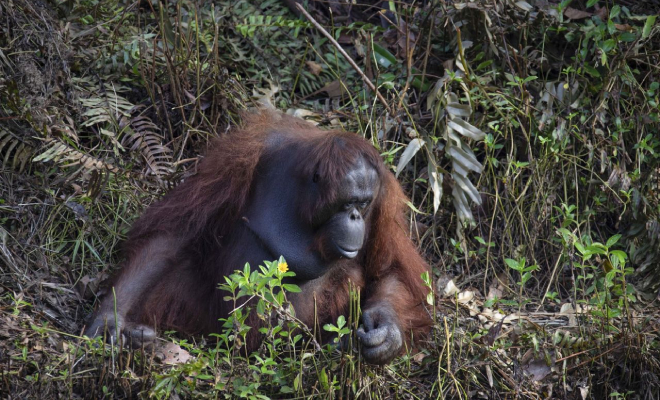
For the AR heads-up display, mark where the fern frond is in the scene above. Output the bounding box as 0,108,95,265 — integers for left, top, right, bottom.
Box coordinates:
0,128,34,172
73,77,134,127
121,105,173,177
32,138,119,173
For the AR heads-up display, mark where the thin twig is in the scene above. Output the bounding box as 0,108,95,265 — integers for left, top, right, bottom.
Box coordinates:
295,3,393,115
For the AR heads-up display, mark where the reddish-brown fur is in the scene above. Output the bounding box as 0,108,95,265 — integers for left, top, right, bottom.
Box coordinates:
95,111,431,354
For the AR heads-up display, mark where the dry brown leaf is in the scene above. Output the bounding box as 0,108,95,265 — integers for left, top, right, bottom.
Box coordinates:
436,274,459,297
487,272,508,301
515,1,533,12
319,81,347,98
564,7,592,20
483,317,504,345
412,352,426,363
521,348,554,381
305,61,323,76
155,341,193,365
457,290,475,303
595,6,607,20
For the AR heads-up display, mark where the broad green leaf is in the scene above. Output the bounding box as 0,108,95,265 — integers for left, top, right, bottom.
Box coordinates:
505,258,521,271
586,244,607,255
319,368,329,391
601,39,616,53
282,284,301,293
584,64,601,77
643,15,656,39
620,32,637,42
476,60,494,71
605,234,621,248
609,5,620,19
605,270,616,286
610,250,627,265
410,67,432,91
557,228,575,242
373,43,397,68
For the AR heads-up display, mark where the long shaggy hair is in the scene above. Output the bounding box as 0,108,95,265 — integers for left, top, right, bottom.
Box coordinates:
110,111,431,349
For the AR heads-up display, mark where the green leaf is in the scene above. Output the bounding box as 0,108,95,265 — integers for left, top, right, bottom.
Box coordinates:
319,368,329,391
372,43,397,68
505,258,522,271
620,32,637,42
557,228,575,242
586,244,607,255
282,284,301,293
643,15,656,39
605,234,621,248
410,68,431,91
404,200,427,215
601,39,616,53
476,60,493,71
605,270,616,286
421,271,431,286
609,5,620,19
609,250,627,265
583,64,601,78
380,72,396,82
524,264,539,273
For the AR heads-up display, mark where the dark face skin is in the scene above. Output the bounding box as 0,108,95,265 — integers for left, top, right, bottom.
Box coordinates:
316,157,379,260
245,153,379,280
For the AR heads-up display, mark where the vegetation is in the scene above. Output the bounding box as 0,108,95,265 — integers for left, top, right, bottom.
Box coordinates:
1,0,659,398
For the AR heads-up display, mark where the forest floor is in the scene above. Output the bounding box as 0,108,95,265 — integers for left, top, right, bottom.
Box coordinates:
1,0,660,398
